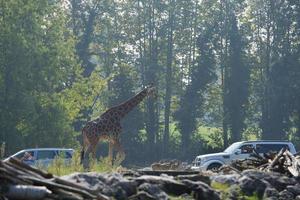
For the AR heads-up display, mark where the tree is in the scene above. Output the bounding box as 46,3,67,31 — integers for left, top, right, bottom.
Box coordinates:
225,13,249,143
163,0,175,157
174,30,216,159
0,0,82,153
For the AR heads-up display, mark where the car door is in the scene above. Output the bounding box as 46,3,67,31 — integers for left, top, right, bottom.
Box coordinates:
231,144,255,161
256,144,289,155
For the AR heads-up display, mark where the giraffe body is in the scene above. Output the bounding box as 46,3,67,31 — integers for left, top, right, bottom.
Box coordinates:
81,85,155,167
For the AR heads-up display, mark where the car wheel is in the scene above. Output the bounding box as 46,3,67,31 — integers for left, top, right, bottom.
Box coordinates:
207,163,222,172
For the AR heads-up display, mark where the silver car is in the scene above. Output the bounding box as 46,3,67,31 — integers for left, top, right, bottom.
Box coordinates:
191,140,297,171
4,148,74,167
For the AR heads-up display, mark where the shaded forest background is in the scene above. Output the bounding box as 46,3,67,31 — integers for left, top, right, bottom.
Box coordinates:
1,0,300,165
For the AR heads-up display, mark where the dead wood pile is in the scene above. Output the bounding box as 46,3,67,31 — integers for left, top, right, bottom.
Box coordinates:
0,158,109,200
0,158,221,200
150,159,189,171
228,149,300,177
2,149,300,200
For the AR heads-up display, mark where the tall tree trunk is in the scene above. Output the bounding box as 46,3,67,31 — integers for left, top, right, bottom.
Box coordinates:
261,16,271,139
145,0,158,161
222,67,228,148
163,0,175,156
75,7,97,77
220,0,228,148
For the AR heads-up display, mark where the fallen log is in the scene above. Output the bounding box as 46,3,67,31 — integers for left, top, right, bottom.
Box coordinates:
19,175,98,199
51,188,84,200
3,161,45,180
138,170,199,176
0,173,32,185
268,148,285,169
8,157,53,179
0,158,110,200
284,150,300,177
53,177,110,200
0,185,51,200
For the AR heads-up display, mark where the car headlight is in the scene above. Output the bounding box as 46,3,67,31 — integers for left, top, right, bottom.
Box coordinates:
193,158,201,166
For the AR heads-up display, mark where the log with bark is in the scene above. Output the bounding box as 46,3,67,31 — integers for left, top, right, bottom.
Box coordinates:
0,158,109,200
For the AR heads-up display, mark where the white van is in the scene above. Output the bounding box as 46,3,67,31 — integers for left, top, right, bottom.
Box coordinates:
4,148,74,167
191,140,296,171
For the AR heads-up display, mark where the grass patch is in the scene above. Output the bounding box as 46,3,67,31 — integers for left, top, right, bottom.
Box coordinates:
169,195,194,200
211,181,230,191
46,150,123,176
47,150,84,176
243,193,260,200
232,192,260,200
211,181,260,200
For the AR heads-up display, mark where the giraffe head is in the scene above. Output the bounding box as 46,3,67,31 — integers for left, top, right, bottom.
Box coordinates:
146,84,157,99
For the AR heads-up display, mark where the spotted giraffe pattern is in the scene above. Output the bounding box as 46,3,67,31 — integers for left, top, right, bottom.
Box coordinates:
81,85,155,165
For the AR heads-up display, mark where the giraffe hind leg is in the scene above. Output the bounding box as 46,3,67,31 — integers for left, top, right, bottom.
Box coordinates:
91,141,99,159
108,140,114,165
113,140,125,166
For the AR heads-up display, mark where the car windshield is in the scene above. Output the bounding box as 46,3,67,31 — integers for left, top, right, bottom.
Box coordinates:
224,142,243,153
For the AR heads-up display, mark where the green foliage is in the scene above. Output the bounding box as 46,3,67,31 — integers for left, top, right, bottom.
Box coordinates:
242,127,260,141
186,126,224,159
168,122,182,152
89,157,114,173
46,150,120,176
58,71,107,121
211,181,230,191
0,0,108,155
47,150,84,176
193,126,223,150
169,195,194,200
0,0,82,153
211,182,260,200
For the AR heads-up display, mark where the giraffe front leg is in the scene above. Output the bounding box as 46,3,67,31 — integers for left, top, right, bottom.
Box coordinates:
81,130,89,164
83,144,93,170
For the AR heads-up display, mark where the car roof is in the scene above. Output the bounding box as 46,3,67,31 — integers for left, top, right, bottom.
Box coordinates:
241,140,291,144
19,148,74,152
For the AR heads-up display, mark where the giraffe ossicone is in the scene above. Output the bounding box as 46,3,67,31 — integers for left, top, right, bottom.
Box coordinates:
81,85,156,168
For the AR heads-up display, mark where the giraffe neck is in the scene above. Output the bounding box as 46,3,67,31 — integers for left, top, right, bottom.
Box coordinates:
115,88,148,117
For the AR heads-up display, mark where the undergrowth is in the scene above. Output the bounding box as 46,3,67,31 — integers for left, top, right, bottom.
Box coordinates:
211,181,260,200
45,150,124,176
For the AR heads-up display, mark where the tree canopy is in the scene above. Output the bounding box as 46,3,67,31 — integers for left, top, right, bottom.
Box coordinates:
1,0,300,164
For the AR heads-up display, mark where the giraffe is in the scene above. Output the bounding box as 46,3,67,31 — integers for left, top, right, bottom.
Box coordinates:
81,84,156,168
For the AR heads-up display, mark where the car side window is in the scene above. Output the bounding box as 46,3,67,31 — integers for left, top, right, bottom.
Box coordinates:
256,144,289,154
57,151,72,159
15,152,25,160
37,150,56,160
15,151,35,161
65,151,72,159
240,144,254,154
